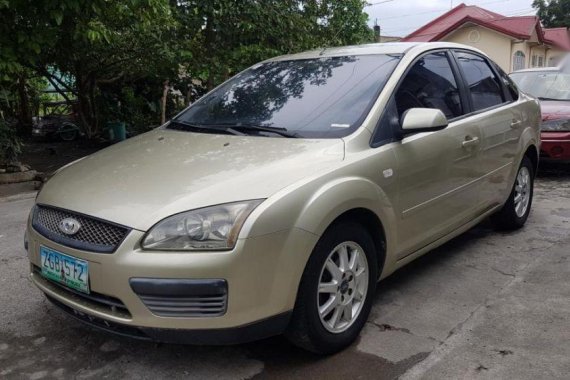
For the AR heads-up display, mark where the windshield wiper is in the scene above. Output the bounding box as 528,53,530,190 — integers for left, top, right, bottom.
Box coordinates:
168,120,242,136
226,124,298,138
169,120,298,138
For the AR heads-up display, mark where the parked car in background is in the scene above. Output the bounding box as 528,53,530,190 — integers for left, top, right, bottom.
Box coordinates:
557,54,570,73
32,101,81,141
510,68,570,161
26,42,540,354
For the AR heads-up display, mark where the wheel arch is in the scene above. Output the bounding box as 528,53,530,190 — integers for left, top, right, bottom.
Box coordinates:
523,144,539,177
325,208,387,277
293,177,397,279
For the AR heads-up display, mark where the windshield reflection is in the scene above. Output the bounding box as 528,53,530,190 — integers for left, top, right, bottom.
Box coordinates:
173,55,401,138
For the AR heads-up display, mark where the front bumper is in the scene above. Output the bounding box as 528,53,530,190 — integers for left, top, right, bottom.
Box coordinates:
45,295,291,344
27,217,318,343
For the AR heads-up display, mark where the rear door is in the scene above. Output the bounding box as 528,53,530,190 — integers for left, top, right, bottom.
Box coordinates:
389,50,484,257
452,51,521,208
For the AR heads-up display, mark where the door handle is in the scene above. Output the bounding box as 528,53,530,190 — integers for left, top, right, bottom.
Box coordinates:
462,136,480,148
511,119,523,128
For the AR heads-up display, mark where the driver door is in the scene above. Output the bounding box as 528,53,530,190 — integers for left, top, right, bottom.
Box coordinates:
392,51,483,257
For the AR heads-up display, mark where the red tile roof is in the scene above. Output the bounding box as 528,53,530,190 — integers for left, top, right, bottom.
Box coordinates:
402,3,570,51
488,16,540,38
544,27,570,50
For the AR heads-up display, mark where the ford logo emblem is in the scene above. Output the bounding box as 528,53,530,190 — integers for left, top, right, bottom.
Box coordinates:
59,218,82,235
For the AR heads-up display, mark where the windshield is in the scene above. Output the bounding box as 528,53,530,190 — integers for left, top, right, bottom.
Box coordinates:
510,71,570,101
171,54,401,138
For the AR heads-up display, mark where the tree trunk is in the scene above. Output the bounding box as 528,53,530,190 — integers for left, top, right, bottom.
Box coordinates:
88,75,98,134
204,12,216,91
160,80,169,125
17,74,32,134
75,73,99,139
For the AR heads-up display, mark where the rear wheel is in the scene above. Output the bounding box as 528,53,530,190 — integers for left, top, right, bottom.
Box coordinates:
285,222,378,354
492,156,534,230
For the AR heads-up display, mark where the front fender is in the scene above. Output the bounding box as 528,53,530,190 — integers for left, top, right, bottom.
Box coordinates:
294,176,396,248
242,152,399,280
246,175,397,275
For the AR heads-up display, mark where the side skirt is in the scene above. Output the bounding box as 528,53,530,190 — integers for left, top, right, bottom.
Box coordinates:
389,204,503,274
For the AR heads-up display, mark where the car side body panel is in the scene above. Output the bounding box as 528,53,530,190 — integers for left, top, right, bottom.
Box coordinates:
246,45,541,286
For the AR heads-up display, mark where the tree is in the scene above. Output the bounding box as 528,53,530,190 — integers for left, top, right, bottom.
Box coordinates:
173,0,373,91
0,0,178,137
1,0,373,138
533,0,570,28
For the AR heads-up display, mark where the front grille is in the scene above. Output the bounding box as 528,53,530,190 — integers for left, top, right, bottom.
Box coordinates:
33,265,131,319
32,205,131,253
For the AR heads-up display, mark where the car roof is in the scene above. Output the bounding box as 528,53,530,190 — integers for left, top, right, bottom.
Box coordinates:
267,42,484,61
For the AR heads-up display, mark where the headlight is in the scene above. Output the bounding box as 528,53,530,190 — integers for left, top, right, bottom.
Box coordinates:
541,119,570,131
141,200,264,251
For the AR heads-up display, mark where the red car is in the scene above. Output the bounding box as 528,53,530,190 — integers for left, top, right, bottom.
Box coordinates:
510,68,570,161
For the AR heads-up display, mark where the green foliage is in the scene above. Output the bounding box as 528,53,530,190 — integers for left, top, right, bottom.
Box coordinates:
533,0,570,28
176,0,374,89
0,0,373,138
1,0,177,137
0,119,22,165
98,81,162,135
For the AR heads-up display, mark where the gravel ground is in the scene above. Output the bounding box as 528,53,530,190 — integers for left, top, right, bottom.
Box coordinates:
0,163,568,379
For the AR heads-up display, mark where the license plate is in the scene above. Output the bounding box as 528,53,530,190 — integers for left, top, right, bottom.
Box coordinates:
40,246,89,294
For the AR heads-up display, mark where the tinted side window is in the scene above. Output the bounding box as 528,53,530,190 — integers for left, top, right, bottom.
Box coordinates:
395,52,463,120
495,65,519,101
455,52,505,111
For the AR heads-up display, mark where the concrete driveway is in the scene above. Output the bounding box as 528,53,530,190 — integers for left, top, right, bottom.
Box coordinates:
1,167,569,379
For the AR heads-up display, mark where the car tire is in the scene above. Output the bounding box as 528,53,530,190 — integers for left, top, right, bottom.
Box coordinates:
285,221,378,354
492,156,534,230
59,123,79,141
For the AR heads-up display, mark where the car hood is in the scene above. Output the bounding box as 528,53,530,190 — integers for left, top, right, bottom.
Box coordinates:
37,129,345,231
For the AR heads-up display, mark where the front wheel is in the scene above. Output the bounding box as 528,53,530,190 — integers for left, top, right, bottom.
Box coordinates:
285,222,378,354
492,156,534,230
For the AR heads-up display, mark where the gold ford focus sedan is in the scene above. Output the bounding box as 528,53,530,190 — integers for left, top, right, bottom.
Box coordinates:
26,42,540,354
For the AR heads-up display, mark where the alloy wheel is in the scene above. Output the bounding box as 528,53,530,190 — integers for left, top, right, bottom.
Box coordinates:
317,241,369,334
514,166,531,218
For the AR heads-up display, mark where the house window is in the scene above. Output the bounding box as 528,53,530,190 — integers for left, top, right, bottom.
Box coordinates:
531,55,538,67
513,51,525,71
538,56,544,67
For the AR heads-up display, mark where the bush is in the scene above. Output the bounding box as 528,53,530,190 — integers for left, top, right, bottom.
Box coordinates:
0,119,22,167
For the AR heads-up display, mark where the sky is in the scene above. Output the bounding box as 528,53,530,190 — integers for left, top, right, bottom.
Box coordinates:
365,0,536,38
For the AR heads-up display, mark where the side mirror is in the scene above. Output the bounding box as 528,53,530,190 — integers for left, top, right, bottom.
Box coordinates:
400,108,448,136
